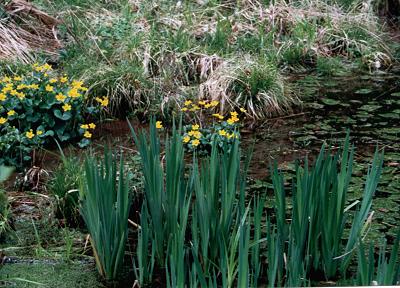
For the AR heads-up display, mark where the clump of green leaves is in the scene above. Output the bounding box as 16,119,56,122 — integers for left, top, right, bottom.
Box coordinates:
48,150,83,227
80,149,132,281
178,100,244,155
0,63,106,166
0,165,14,239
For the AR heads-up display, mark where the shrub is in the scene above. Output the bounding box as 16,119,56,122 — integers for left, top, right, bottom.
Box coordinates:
0,64,107,166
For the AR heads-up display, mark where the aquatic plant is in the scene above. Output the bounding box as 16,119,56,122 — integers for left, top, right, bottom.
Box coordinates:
270,133,384,283
0,64,106,166
80,149,131,280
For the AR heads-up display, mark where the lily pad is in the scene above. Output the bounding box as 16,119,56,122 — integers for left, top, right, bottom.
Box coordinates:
379,113,400,119
320,98,340,105
359,104,382,112
354,88,372,94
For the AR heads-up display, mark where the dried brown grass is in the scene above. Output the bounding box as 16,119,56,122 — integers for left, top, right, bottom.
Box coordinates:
0,0,61,63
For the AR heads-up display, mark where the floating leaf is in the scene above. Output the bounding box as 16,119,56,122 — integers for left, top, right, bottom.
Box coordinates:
320,98,340,105
354,88,372,94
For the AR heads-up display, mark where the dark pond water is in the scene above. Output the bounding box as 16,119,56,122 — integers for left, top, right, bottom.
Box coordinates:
244,71,400,243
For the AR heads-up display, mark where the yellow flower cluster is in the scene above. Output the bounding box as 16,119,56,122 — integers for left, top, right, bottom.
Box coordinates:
218,129,237,139
183,124,202,147
181,99,219,112
25,129,44,139
33,63,52,73
80,123,96,138
227,111,239,125
0,64,107,149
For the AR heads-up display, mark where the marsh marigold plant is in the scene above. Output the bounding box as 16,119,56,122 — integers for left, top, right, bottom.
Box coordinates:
0,63,107,166
180,99,245,154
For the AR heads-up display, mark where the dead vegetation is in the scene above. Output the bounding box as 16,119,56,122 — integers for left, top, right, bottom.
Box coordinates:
0,0,61,63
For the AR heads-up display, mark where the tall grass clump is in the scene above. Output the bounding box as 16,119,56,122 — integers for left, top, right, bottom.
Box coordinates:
48,148,83,226
80,149,132,280
129,119,260,287
355,230,400,286
270,133,384,284
0,165,13,239
128,122,390,286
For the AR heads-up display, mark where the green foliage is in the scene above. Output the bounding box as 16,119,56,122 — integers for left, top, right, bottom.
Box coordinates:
356,231,400,286
0,64,104,166
80,149,132,280
231,60,287,118
270,133,384,284
130,119,257,287
48,150,83,226
0,165,13,238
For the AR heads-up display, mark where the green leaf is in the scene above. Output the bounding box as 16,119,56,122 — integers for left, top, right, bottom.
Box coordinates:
54,109,72,120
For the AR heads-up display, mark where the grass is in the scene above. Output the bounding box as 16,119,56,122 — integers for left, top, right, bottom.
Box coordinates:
0,0,395,120
48,151,83,226
1,263,104,288
80,148,132,280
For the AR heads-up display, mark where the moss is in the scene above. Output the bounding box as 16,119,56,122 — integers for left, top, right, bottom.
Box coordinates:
1,263,104,288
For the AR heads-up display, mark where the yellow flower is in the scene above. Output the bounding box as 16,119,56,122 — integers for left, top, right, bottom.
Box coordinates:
184,100,192,106
29,84,39,90
212,113,224,120
204,103,212,108
26,130,35,139
89,123,96,129
0,117,7,124
45,85,54,92
189,130,201,139
80,124,89,129
240,107,247,113
17,84,27,90
198,100,206,105
49,78,57,84
210,100,219,107
68,88,80,98
192,124,199,130
56,93,66,102
72,80,84,88
43,63,52,70
2,77,11,83
95,96,109,107
0,94,6,101
10,90,18,96
16,92,25,100
84,131,92,138
100,97,108,107
183,136,190,143
191,139,200,147
181,107,188,112
60,76,68,83
62,104,72,112
226,118,236,125
219,130,227,136
156,121,163,129
7,110,15,116
13,76,22,81
193,131,202,139
36,130,43,136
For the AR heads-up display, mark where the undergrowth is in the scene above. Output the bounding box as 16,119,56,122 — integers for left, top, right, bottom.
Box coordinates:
1,0,395,119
